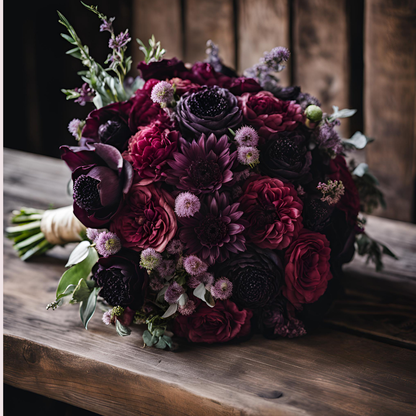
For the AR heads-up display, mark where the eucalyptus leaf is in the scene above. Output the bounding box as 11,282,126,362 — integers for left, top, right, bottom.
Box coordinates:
143,329,156,346
155,337,167,349
56,284,76,301
80,287,99,329
65,240,91,267
115,320,132,337
352,163,368,177
162,335,173,349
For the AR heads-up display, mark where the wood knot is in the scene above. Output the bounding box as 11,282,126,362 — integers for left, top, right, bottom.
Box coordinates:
22,344,38,365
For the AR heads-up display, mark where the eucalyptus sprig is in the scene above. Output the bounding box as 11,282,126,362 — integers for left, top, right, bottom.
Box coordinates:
137,35,166,64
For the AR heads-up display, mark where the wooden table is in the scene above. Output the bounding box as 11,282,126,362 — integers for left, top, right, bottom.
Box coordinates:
4,148,416,416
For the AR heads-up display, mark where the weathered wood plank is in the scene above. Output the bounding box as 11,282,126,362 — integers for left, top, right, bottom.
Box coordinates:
364,0,416,222
185,0,235,68
292,0,350,137
132,0,183,71
237,0,290,85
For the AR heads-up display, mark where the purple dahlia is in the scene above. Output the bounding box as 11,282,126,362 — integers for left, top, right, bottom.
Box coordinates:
178,192,247,265
165,133,236,195
175,86,242,139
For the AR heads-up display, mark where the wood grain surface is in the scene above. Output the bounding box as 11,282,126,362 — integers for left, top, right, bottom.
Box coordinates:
4,149,416,416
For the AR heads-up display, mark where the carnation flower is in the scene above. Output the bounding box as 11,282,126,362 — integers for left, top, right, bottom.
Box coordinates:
183,255,208,276
235,126,259,147
175,86,242,139
95,231,122,257
166,134,236,195
140,248,162,270
238,91,304,142
156,259,176,279
175,193,201,218
151,81,175,107
211,277,233,300
239,175,303,250
178,299,196,316
237,146,260,167
178,191,247,265
166,239,184,255
164,281,185,304
110,183,177,253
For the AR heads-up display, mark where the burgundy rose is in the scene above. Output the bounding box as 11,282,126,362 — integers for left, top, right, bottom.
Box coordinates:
228,78,262,96
110,182,177,252
61,143,133,228
329,155,360,224
123,123,180,185
239,175,303,250
174,298,253,343
186,62,232,88
142,78,162,93
137,57,188,81
238,91,304,141
283,229,332,309
170,77,200,96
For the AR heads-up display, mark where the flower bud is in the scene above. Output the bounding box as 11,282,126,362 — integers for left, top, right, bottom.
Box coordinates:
305,105,323,123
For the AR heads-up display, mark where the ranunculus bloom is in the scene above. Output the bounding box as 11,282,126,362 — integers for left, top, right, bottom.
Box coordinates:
123,123,180,185
170,77,200,96
110,183,177,252
228,77,262,96
283,229,332,309
186,62,232,88
329,155,360,224
238,91,304,141
174,298,253,343
239,175,303,250
92,251,148,310
61,143,133,228
175,86,242,140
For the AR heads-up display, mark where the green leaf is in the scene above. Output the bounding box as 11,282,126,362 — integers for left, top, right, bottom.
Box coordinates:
155,337,167,349
60,33,77,45
65,241,91,267
162,335,173,349
115,320,132,337
143,329,156,346
56,284,76,300
80,287,99,329
56,247,98,298
70,278,92,304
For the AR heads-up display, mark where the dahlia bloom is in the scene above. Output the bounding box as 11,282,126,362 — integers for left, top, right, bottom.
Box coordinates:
166,134,236,195
178,192,247,265
239,175,303,250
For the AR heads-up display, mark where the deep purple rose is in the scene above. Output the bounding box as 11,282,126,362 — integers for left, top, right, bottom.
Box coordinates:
61,143,133,228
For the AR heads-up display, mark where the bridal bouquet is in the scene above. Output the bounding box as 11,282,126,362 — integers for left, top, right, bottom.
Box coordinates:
7,4,395,349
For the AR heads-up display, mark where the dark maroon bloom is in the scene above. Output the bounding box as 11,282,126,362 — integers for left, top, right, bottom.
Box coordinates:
137,57,188,81
166,133,236,195
175,86,242,139
214,245,283,310
228,78,262,96
174,298,253,343
186,62,232,88
123,123,180,185
61,143,133,228
260,129,312,182
170,77,200,96
178,192,247,265
92,251,148,310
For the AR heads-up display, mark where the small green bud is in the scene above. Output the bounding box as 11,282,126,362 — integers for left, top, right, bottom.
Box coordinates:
305,105,323,123
112,306,125,317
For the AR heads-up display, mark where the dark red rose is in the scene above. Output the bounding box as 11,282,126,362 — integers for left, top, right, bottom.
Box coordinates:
228,78,262,96
142,78,162,93
123,123,180,185
239,175,303,250
238,91,305,141
186,62,232,88
110,182,177,252
174,299,253,343
283,229,332,309
329,155,360,224
137,57,188,81
170,77,200,96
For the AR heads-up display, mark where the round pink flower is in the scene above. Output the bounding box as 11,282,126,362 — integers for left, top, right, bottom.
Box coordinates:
175,192,201,218
211,277,233,300
238,91,304,141
239,175,303,250
283,229,332,309
183,255,208,276
110,183,177,253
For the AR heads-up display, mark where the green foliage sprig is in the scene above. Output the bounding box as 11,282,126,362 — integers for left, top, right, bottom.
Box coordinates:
136,35,166,64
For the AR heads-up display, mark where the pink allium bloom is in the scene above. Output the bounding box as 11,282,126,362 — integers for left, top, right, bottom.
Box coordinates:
140,248,163,270
178,299,196,316
317,180,345,205
102,310,112,325
183,255,208,276
187,275,202,289
166,239,184,255
237,146,260,166
95,231,122,257
235,126,259,147
156,259,176,279
86,228,101,241
211,277,233,300
151,81,175,106
164,281,185,304
175,192,201,218
68,118,83,138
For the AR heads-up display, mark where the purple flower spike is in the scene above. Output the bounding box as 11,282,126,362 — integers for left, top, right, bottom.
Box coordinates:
95,231,122,258
175,192,201,218
100,17,115,33
109,30,131,51
74,83,95,106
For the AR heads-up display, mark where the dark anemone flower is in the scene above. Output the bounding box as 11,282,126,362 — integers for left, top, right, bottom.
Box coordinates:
165,133,236,195
178,192,247,265
92,251,148,310
175,86,242,139
214,245,283,310
61,143,133,228
260,129,312,183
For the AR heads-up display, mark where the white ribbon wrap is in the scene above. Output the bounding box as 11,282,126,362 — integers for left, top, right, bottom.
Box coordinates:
40,206,86,246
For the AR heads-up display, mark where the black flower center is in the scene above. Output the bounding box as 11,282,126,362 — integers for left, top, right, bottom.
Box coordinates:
95,269,130,306
189,89,228,118
189,159,221,187
257,204,278,227
270,139,303,165
197,216,227,246
73,175,102,210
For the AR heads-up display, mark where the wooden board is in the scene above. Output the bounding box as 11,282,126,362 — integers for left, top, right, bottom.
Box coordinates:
185,0,235,68
237,0,290,85
364,0,416,222
292,0,350,137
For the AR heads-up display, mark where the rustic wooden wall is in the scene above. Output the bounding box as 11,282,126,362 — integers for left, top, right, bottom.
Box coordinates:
4,0,416,222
